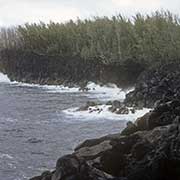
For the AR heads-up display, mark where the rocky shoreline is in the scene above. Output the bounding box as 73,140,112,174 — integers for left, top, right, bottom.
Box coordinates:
30,63,180,180
30,99,180,180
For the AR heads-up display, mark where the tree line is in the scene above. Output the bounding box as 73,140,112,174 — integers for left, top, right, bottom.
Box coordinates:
0,11,180,85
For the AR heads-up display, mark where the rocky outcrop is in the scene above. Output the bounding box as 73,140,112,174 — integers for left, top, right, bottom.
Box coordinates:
77,101,101,111
30,98,180,180
77,100,135,115
125,63,180,108
121,99,180,135
108,100,130,115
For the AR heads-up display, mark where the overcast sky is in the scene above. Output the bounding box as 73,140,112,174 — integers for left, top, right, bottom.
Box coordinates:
0,0,180,26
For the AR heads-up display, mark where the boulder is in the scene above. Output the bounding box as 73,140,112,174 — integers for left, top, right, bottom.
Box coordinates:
106,101,113,105
78,101,100,111
112,101,122,109
120,99,180,139
51,154,81,180
115,106,129,115
129,108,135,114
121,121,138,136
135,112,152,131
29,171,52,180
108,101,129,114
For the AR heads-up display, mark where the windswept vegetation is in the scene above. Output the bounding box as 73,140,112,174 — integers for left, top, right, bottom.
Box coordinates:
0,10,180,85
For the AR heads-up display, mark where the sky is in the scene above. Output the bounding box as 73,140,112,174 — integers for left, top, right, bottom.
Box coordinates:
0,0,180,26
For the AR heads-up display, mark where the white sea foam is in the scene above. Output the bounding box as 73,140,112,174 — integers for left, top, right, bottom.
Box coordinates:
63,105,151,122
41,82,133,101
5,117,18,122
42,82,134,100
85,82,134,100
41,84,80,93
0,73,11,83
12,81,132,101
12,82,80,93
0,72,132,100
0,72,80,91
0,153,13,159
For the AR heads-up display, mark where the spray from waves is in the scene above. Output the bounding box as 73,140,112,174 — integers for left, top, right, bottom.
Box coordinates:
0,72,133,100
39,82,134,101
0,72,147,122
63,105,151,122
0,153,13,159
39,81,134,100
0,72,80,92
13,82,80,93
0,73,11,83
85,82,134,101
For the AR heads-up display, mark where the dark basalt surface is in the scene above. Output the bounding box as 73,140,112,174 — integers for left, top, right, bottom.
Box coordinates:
125,63,180,108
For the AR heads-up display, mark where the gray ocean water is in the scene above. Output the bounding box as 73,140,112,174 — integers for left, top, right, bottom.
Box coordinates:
0,74,128,180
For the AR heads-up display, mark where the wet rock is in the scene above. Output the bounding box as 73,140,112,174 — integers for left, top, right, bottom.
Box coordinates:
108,101,129,114
51,154,81,180
78,105,89,111
108,106,117,113
30,176,42,180
120,99,180,139
108,101,122,112
29,171,52,180
78,101,100,111
112,101,121,109
106,101,113,105
121,121,138,136
115,106,129,115
89,107,103,114
50,154,117,180
78,81,88,91
79,87,90,92
129,108,135,114
75,140,113,160
41,171,52,180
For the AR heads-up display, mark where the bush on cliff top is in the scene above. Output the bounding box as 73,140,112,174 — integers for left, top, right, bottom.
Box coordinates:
1,11,180,65
0,10,180,84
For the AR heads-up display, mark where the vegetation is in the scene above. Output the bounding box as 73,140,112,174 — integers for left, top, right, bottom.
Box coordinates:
0,10,180,85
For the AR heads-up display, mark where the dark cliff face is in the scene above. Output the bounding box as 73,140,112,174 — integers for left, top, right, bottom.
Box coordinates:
0,49,143,87
0,49,101,85
100,59,145,87
125,63,180,108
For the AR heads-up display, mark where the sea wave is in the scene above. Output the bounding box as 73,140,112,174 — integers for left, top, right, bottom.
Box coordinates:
0,73,11,83
0,153,13,159
0,72,133,100
63,105,151,122
85,82,134,100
